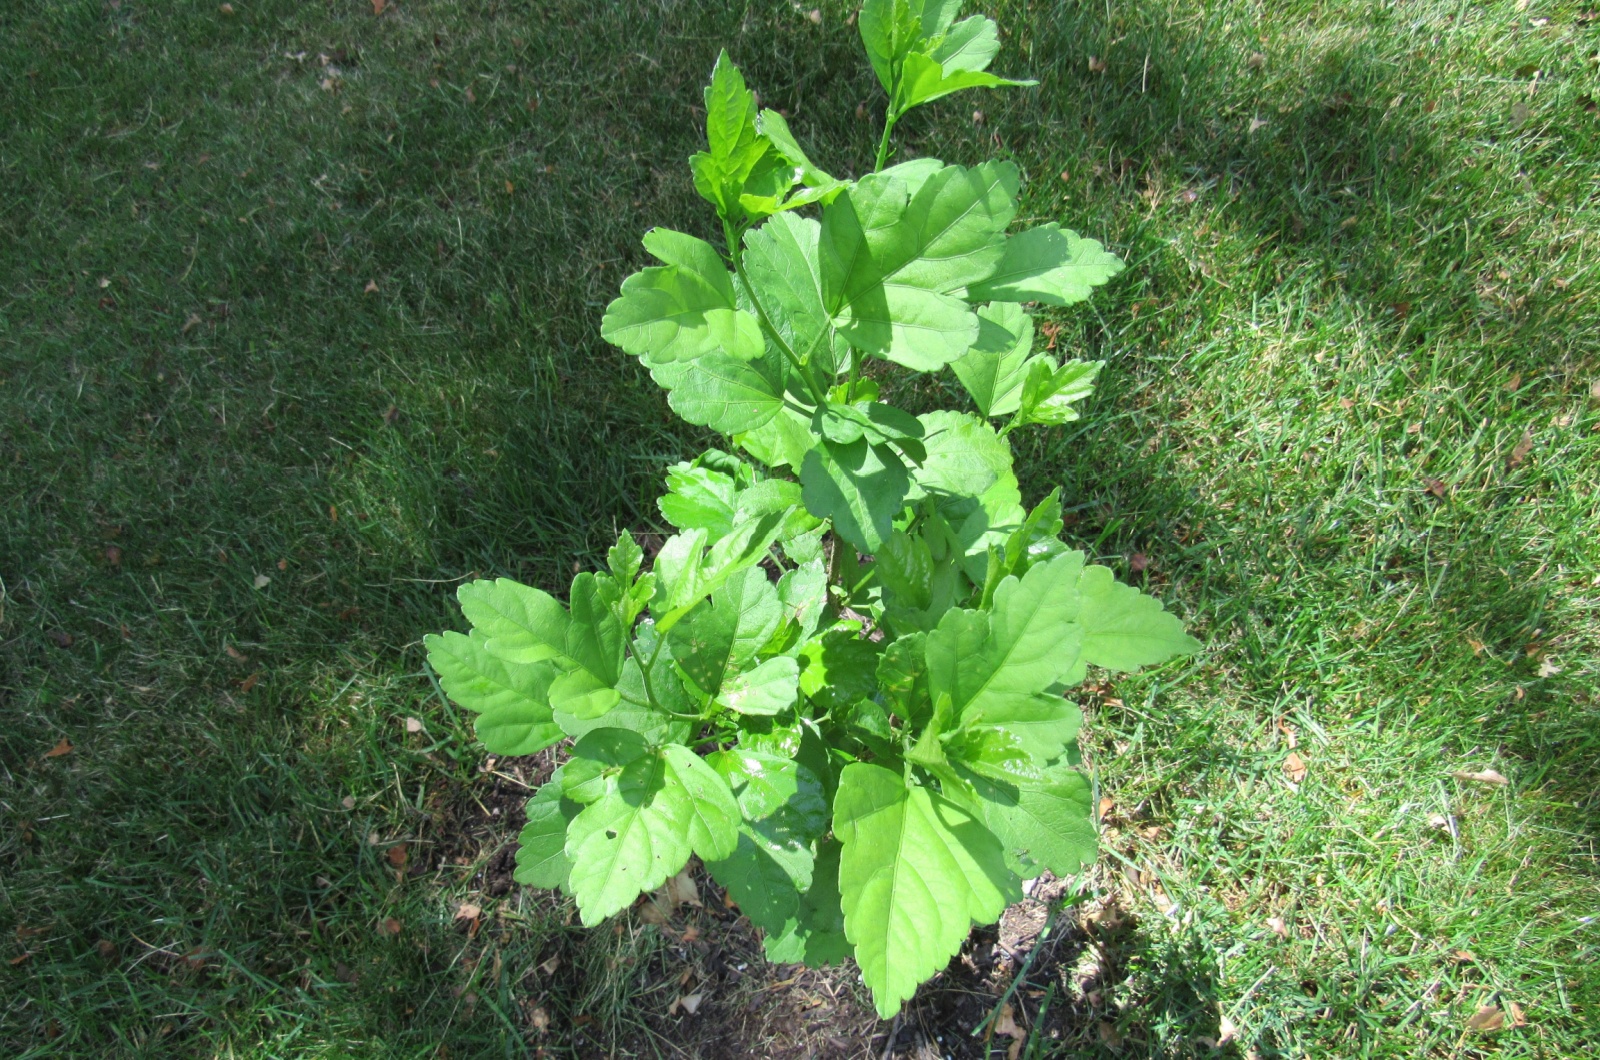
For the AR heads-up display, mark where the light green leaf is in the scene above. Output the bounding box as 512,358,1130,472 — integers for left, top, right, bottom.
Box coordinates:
966,223,1124,306
719,655,800,715
927,552,1089,723
742,213,845,376
668,566,782,699
950,302,1034,418
834,763,1015,1018
456,578,569,666
930,15,1000,73
735,402,815,470
659,463,738,537
641,228,735,302
424,631,565,756
820,161,1017,371
564,744,739,924
799,437,910,554
954,760,1096,877
648,349,786,435
908,410,1012,504
1014,358,1101,427
757,109,836,189
653,529,711,612
514,770,580,889
600,243,761,366
858,0,922,92
1074,564,1201,675
704,49,759,159
895,50,1032,113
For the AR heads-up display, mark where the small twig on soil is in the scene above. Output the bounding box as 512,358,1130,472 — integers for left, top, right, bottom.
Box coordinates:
880,1012,902,1060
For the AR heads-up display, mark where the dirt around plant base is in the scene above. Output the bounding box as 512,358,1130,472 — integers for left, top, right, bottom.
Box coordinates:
418,754,1182,1059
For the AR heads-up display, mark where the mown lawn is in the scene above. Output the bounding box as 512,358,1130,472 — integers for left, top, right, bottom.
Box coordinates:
2,1,1596,1057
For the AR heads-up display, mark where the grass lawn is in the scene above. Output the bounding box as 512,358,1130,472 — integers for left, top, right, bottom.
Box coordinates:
2,0,1597,1056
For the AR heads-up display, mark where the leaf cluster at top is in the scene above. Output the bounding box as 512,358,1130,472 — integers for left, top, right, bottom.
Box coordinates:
426,0,1199,1020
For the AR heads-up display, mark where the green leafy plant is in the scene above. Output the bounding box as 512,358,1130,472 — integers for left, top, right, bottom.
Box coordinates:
425,0,1198,1019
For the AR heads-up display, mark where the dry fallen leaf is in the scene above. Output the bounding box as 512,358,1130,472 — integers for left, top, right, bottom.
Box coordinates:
1098,795,1115,818
1098,1020,1125,1051
1508,1001,1528,1027
665,868,702,909
538,955,560,976
1088,55,1107,73
43,738,73,759
1283,751,1307,784
638,900,669,926
528,1005,550,1033
364,280,379,294
1509,429,1533,467
340,795,356,810
380,917,402,936
1424,477,1449,498
225,644,248,662
1536,659,1560,678
1218,1013,1238,1045
994,1002,1024,1039
238,672,260,693
253,574,271,589
1266,916,1289,939
1466,1005,1504,1032
387,843,409,868
371,0,387,13
455,902,481,922
1128,552,1150,572
1452,949,1477,963
670,992,704,1016
1454,769,1509,787
404,717,424,733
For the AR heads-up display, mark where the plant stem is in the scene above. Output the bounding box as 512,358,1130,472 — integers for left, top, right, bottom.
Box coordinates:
873,107,898,172
731,243,829,405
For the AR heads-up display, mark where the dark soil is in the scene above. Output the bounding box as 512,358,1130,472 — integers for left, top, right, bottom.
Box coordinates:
422,753,1145,1059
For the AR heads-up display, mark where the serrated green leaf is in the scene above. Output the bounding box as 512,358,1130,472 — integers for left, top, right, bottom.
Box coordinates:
515,770,580,890
456,576,622,721
894,50,1033,113
820,162,1017,371
967,223,1124,306
607,530,644,588
1014,358,1101,427
704,49,758,159
776,559,829,645
1074,564,1201,675
659,463,738,537
648,348,785,435
927,552,1089,727
953,760,1096,877
720,655,800,715
908,410,1012,504
668,565,782,699
800,437,909,554
741,213,843,376
756,109,836,190
951,302,1034,418
600,241,761,366
565,744,739,924
424,631,565,756
834,762,1015,1018
930,14,999,73
735,402,815,470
